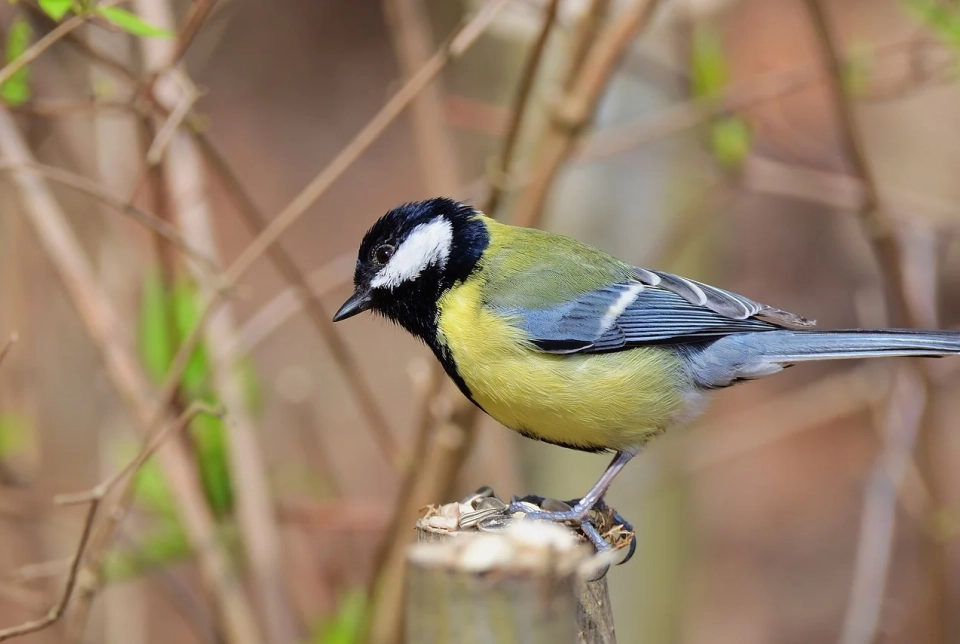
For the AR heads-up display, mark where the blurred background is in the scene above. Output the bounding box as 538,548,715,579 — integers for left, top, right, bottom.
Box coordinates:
0,0,959,642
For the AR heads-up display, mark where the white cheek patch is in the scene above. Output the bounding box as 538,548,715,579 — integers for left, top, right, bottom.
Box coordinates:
370,218,453,290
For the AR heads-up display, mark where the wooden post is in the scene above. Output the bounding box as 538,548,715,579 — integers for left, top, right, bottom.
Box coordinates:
404,504,620,643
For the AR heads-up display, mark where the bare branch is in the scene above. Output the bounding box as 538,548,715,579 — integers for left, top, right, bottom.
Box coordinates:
511,0,662,227
0,161,213,268
485,0,561,215
0,333,17,369
0,14,85,88
57,403,222,507
839,370,927,644
195,118,401,465
222,0,511,285
163,0,218,69
0,498,98,642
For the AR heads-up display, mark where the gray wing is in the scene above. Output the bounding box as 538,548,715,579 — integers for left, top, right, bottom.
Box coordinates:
496,267,816,354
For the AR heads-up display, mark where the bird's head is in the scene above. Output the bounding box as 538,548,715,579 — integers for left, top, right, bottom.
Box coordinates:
332,198,489,341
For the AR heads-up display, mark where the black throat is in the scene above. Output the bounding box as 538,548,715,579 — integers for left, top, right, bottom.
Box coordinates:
368,201,490,397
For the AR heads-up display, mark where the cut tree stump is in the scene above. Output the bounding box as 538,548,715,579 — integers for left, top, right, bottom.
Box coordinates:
404,492,626,643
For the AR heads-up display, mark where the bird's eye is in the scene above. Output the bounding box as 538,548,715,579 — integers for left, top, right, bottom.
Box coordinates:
374,244,395,264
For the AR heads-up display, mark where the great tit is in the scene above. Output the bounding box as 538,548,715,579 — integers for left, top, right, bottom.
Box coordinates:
333,197,960,530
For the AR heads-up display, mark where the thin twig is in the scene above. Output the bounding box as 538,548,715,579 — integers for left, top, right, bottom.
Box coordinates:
195,124,401,466
0,404,220,641
0,333,17,369
578,36,949,161
222,0,511,285
57,403,223,507
229,252,355,355
11,99,134,117
805,0,912,326
485,0,561,215
0,498,99,642
0,13,86,87
145,78,201,166
0,161,213,267
838,370,928,644
163,0,218,69
510,0,662,227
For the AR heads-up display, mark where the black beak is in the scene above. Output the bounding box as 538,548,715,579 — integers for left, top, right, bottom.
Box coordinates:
332,289,373,322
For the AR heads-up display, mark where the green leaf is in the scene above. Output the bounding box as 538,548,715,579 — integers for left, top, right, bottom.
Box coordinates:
0,413,32,458
136,271,211,397
904,0,960,50
311,590,368,644
101,521,191,581
38,0,73,20
842,41,873,98
138,271,175,383
690,26,728,101
190,412,234,516
131,458,177,516
1,16,31,106
710,116,751,169
95,6,174,38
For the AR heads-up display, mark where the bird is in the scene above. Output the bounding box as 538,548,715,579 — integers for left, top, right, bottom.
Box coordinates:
332,197,960,542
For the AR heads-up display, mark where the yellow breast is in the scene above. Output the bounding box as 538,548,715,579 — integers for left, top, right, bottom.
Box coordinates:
436,279,695,452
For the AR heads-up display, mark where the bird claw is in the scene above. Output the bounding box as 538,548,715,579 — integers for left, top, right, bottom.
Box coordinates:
508,493,637,568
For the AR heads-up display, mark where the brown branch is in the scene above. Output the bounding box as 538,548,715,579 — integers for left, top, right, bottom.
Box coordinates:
0,161,213,267
485,0,561,215
0,12,86,87
163,0,218,69
0,333,17,369
0,497,99,642
578,36,949,161
805,0,913,327
0,105,262,644
0,404,220,642
229,252,355,355
57,403,223,507
839,370,928,644
511,0,662,228
11,99,134,117
195,128,400,466
222,0,511,285
23,5,140,86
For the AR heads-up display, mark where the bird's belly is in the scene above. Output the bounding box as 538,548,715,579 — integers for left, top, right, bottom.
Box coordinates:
437,288,698,452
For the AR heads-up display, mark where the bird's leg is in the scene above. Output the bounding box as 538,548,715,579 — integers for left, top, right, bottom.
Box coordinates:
509,449,639,524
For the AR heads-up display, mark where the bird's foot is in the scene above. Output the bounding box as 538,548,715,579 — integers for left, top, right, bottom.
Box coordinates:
508,494,636,566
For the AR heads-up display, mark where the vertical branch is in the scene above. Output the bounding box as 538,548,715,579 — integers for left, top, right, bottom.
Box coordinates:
510,0,662,228
804,0,913,327
132,2,296,642
485,0,561,216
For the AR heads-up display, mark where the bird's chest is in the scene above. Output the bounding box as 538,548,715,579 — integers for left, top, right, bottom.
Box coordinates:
435,283,696,451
